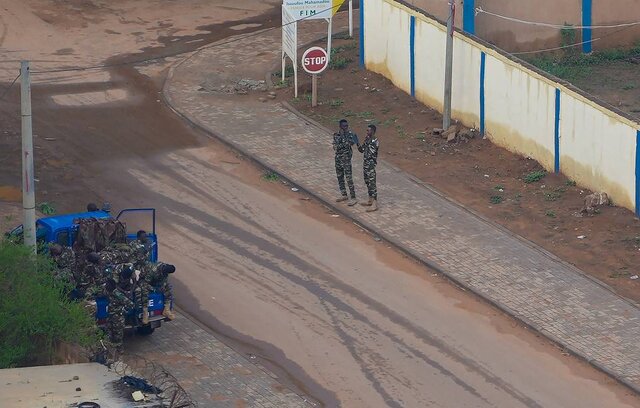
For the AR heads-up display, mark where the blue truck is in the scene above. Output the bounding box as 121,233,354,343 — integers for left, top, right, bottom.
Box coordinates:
6,207,171,335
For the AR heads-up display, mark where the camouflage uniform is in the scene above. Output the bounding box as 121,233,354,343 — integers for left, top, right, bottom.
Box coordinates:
333,130,359,199
137,262,173,308
129,239,150,269
52,246,76,286
358,135,380,199
107,288,134,348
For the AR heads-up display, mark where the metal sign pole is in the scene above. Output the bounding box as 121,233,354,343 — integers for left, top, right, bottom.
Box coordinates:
349,0,353,37
312,74,318,107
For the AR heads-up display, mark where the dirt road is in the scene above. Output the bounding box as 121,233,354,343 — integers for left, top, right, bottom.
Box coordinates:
1,1,639,407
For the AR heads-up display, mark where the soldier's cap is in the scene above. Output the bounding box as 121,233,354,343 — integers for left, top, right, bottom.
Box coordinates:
87,252,101,263
161,264,176,274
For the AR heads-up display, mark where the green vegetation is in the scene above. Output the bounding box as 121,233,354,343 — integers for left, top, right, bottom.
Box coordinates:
523,170,547,184
527,41,640,82
329,46,354,70
262,171,279,182
0,241,99,368
37,202,56,215
545,210,556,218
490,195,504,204
329,98,344,108
565,180,577,186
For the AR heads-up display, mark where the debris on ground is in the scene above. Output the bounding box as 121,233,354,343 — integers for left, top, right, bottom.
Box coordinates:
581,192,610,215
200,78,267,94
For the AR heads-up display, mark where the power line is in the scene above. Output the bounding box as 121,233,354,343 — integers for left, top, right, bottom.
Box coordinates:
27,4,345,76
511,38,601,55
476,7,640,30
0,72,20,101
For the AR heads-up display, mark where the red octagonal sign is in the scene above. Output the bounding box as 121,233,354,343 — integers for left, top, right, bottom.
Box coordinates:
302,46,329,75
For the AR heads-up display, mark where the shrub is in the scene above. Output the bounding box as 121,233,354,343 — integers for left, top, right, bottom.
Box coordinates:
0,241,99,368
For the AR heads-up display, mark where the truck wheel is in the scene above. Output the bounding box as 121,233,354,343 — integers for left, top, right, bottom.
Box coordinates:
137,324,155,336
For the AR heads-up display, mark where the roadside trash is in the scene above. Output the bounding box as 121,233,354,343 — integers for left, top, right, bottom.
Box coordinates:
120,376,161,394
373,237,381,242
330,214,340,218
631,275,639,280
76,387,82,391
581,192,610,215
132,391,145,402
73,376,79,380
484,174,490,178
291,187,299,192
577,235,586,239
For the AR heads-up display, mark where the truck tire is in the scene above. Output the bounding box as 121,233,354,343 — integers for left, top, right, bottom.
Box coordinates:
136,324,155,336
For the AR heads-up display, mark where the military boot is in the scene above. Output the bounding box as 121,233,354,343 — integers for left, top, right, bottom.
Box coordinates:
336,195,348,202
163,304,175,320
142,306,149,325
366,199,378,212
360,197,373,207
347,198,358,206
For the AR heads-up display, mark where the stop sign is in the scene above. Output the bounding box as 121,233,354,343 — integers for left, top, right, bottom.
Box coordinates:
302,47,329,75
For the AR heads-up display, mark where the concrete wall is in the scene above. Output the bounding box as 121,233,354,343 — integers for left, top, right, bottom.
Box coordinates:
361,0,640,213
404,0,640,52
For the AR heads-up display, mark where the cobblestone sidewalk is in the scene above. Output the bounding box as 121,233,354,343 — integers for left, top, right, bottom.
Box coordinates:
127,312,310,407
162,17,640,393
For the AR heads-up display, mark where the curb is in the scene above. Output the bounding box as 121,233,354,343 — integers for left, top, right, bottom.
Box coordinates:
160,31,640,397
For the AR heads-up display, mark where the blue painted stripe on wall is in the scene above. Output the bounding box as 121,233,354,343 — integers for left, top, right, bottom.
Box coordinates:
359,0,365,67
636,130,640,216
410,15,416,97
480,52,486,135
582,0,592,54
463,0,475,34
554,89,561,173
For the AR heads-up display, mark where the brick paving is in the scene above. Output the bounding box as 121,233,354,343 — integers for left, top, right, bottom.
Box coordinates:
127,312,310,407
161,17,640,393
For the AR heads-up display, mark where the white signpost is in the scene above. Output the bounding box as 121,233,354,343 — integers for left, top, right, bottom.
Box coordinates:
281,0,352,99
282,6,298,97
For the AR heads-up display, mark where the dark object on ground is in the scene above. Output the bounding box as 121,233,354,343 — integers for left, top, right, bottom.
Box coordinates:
120,375,162,394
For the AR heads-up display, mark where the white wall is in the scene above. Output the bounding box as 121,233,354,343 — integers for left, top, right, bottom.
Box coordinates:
363,0,640,213
560,94,637,209
484,53,557,171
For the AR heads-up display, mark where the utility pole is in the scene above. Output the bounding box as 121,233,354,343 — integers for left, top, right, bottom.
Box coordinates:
20,61,36,253
443,1,455,130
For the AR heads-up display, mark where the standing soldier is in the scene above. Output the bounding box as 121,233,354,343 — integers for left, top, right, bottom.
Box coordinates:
104,278,134,351
333,119,360,206
358,124,380,212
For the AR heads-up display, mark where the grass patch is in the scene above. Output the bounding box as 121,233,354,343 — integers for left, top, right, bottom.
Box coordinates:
494,185,505,191
545,210,556,218
527,41,640,82
544,191,562,201
565,180,577,186
329,56,353,70
381,117,397,126
37,202,56,215
262,171,279,182
523,171,547,184
623,84,636,90
329,98,344,108
490,195,504,204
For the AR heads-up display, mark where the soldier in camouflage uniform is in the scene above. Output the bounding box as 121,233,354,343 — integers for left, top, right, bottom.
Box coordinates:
49,243,76,287
104,278,134,350
137,262,175,324
76,252,103,297
358,124,380,212
333,119,360,206
129,230,152,268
